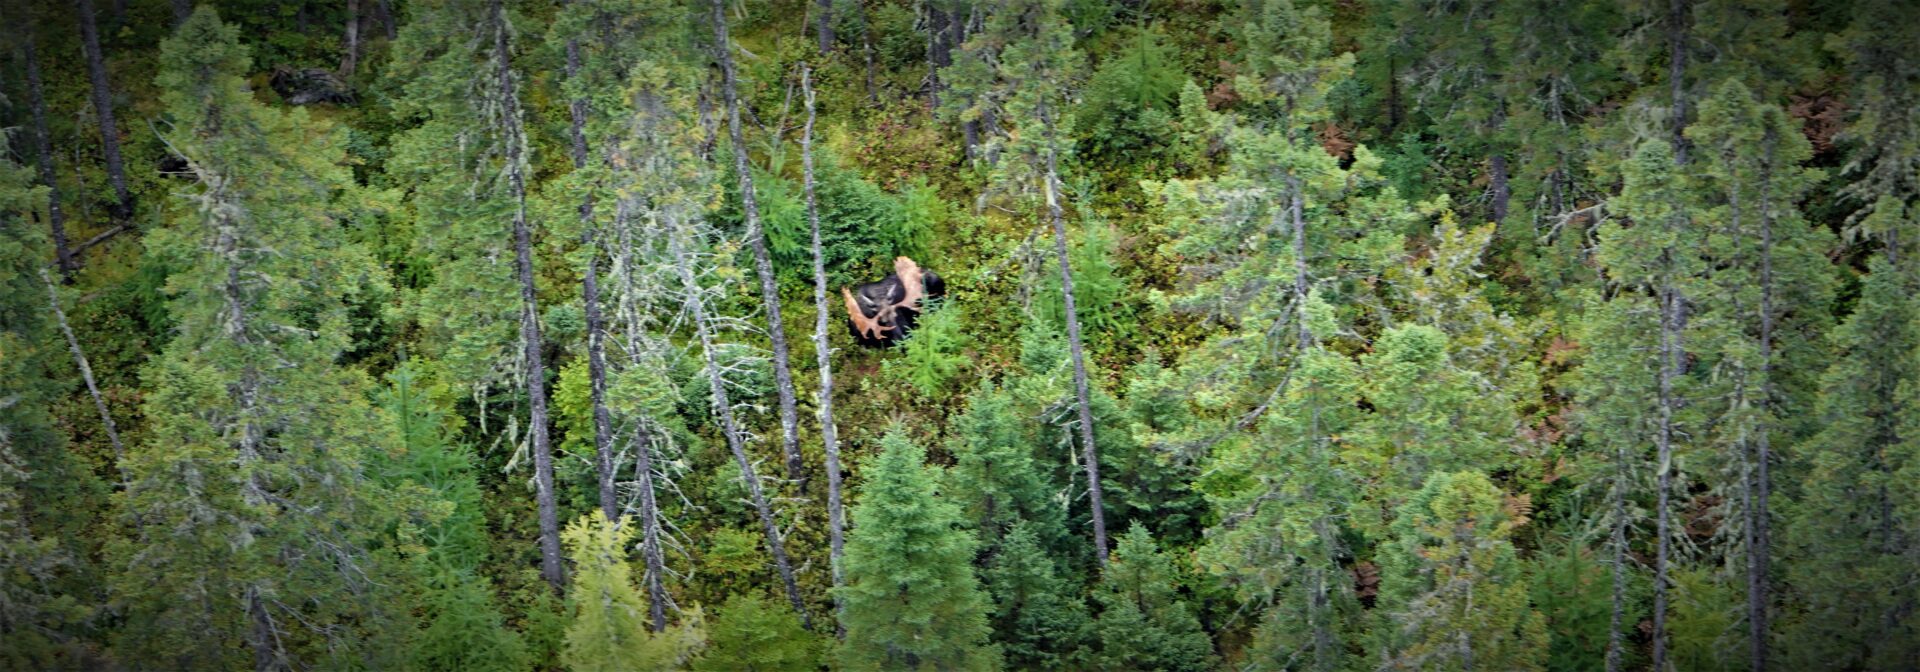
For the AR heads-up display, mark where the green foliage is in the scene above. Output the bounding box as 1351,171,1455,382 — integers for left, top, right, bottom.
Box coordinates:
1376,471,1547,671
1092,525,1214,671
1077,25,1196,173
985,522,1094,669
562,512,706,672
1528,541,1629,672
838,429,1000,671
692,592,823,672
887,302,970,396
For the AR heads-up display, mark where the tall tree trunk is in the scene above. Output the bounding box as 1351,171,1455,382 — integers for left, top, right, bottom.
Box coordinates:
669,215,810,629
173,0,191,24
632,431,668,631
1653,263,1679,672
75,0,133,224
1040,105,1108,565
492,0,564,592
1489,153,1510,224
1668,0,1690,166
1748,129,1779,672
380,0,397,41
42,269,126,483
815,0,833,53
801,66,848,635
340,0,361,76
562,22,620,524
858,0,876,103
1606,421,1629,672
24,32,73,279
711,0,806,485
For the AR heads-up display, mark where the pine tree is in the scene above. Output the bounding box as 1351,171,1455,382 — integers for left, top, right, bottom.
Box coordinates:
561,512,706,671
837,429,999,671
111,9,401,666
1092,524,1213,671
949,382,1069,554
1376,471,1547,671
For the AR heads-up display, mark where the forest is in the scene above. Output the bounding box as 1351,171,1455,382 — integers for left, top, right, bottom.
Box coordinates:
1,0,1916,669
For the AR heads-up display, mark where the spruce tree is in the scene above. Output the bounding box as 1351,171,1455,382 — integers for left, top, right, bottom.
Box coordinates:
111,9,401,666
837,429,998,671
985,521,1094,669
1092,524,1214,671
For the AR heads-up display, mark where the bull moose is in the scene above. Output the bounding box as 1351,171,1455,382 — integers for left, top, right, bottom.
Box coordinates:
843,256,945,346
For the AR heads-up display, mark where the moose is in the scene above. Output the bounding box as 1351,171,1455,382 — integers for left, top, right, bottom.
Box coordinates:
844,256,945,347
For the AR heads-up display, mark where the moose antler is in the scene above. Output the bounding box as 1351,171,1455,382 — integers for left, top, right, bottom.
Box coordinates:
893,256,926,313
844,287,886,340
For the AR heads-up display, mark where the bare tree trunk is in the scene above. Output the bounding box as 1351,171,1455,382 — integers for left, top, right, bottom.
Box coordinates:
1653,263,1678,672
1748,129,1779,672
858,0,876,103
562,18,621,524
1606,424,1629,672
815,0,833,53
24,33,73,279
801,66,848,635
41,269,126,483
632,433,667,631
340,0,361,76
491,0,564,592
380,0,397,41
1040,106,1108,565
669,216,810,629
711,0,806,486
173,0,191,24
75,0,133,224
1668,0,1690,166
1489,153,1510,224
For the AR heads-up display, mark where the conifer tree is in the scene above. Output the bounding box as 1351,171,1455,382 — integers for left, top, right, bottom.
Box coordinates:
1687,79,1834,670
1593,139,1700,669
561,512,706,671
388,0,565,591
837,429,998,671
984,521,1093,669
693,592,824,671
947,0,1111,562
949,383,1069,554
1783,251,1920,669
111,9,401,666
1092,524,1213,671
1376,471,1547,671
0,153,87,671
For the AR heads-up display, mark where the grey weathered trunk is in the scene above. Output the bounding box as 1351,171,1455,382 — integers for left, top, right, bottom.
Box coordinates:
42,268,126,483
1606,426,1629,672
340,0,361,76
1653,263,1678,672
492,0,565,592
24,33,72,279
76,0,133,224
669,214,810,629
815,0,833,53
711,0,806,485
1040,106,1108,565
1668,0,1690,166
172,0,191,24
380,0,397,41
562,24,620,524
1747,129,1779,672
1489,153,1510,224
801,66,848,634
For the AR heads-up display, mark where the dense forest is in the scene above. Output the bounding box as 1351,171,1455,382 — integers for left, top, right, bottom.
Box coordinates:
2,0,1917,669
